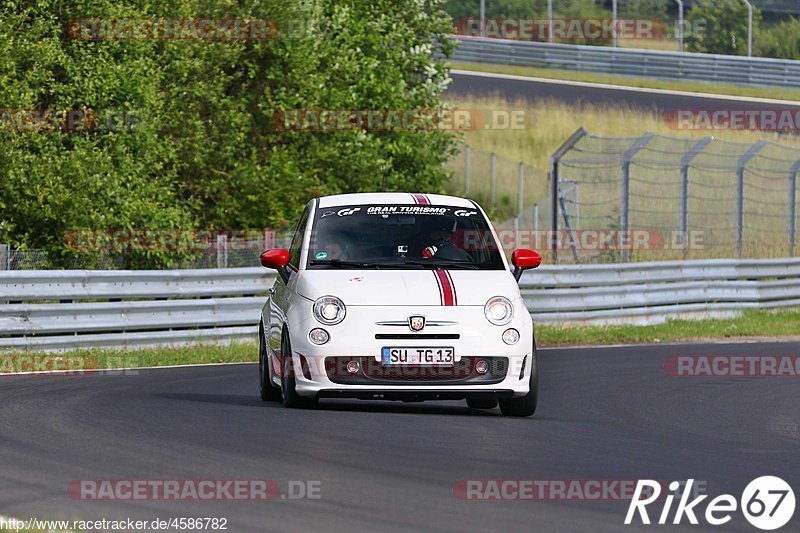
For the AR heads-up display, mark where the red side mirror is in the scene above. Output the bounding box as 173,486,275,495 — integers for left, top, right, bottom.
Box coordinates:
512,249,542,269
260,249,290,269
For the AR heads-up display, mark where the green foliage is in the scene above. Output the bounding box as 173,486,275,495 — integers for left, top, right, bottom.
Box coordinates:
0,0,457,267
686,0,762,55
618,0,668,20
756,16,800,59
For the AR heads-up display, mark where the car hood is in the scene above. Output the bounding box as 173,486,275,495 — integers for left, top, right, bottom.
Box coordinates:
295,269,520,306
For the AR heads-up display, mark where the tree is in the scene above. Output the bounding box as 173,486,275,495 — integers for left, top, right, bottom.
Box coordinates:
686,0,762,55
0,0,457,267
756,17,800,59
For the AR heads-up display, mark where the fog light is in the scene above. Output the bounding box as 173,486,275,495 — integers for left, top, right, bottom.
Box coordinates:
308,328,329,345
346,360,360,374
475,359,489,374
502,328,520,345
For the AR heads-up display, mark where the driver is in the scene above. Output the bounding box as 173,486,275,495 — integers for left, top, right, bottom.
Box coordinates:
319,232,353,260
421,218,471,262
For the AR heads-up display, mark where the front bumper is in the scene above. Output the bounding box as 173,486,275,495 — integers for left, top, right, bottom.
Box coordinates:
286,303,534,399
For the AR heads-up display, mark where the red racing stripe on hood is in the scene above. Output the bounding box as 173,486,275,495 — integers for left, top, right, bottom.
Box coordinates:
433,269,456,306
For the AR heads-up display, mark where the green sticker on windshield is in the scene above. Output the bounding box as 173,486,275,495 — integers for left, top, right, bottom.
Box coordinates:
315,251,328,260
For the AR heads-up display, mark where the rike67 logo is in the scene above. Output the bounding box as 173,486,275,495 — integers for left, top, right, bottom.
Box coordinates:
626,477,795,530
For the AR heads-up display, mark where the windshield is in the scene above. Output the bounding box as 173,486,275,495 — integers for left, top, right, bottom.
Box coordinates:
307,204,505,270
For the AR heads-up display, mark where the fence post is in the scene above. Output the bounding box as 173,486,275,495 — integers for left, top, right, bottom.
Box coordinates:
0,244,8,270
264,230,275,251
680,138,712,256
518,162,524,223
490,152,496,205
216,234,228,269
465,145,471,195
621,133,656,262
549,128,587,263
790,160,800,256
612,0,618,48
736,141,767,257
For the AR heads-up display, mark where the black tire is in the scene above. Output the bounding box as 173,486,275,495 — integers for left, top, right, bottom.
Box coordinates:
259,323,282,402
499,349,538,417
280,331,318,409
466,398,498,410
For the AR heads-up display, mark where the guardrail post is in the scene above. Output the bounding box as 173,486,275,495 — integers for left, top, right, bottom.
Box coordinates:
680,138,712,256
490,152,496,205
736,141,767,257
790,160,800,256
465,144,471,195
621,133,656,262
549,128,587,263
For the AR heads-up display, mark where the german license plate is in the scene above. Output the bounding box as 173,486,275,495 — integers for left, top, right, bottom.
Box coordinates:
381,347,455,366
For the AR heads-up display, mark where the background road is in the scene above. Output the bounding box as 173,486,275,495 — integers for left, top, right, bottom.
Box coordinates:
0,342,798,532
448,70,800,113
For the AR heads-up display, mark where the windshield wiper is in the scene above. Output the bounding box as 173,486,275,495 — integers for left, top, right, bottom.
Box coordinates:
309,259,422,269
402,259,479,270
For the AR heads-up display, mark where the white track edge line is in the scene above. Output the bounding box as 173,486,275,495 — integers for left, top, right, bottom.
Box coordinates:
451,68,800,107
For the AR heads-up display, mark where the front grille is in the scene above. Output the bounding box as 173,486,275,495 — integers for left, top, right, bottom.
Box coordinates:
325,356,508,386
375,333,460,340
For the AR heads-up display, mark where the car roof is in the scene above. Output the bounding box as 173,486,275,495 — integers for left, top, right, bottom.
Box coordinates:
317,192,476,209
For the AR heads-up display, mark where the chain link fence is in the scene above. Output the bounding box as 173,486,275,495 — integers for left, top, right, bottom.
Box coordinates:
0,233,293,270
445,129,800,264
551,128,800,263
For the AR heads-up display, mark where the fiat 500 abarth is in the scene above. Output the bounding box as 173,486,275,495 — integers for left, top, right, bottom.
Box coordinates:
258,192,542,416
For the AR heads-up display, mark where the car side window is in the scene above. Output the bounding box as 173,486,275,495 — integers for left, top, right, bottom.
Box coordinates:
287,206,309,270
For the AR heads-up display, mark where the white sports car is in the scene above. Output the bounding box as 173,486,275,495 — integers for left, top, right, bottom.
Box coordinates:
258,192,542,416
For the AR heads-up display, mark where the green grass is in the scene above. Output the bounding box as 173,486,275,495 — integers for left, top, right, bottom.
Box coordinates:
537,308,800,346
450,60,800,102
0,342,257,373
2,308,800,371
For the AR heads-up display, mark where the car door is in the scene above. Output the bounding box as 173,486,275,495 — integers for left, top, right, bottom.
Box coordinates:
267,205,309,356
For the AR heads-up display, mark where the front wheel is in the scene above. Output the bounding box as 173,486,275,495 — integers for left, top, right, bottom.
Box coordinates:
280,331,318,409
499,350,538,417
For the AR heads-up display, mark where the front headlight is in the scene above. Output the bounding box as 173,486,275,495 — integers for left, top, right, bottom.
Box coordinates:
484,296,514,325
313,296,346,325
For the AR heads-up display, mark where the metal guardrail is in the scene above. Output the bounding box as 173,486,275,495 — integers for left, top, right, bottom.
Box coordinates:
0,268,276,351
451,36,800,89
521,257,800,324
1,258,799,351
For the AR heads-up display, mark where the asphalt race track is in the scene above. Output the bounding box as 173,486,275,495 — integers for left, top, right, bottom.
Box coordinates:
448,70,800,113
0,342,798,532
